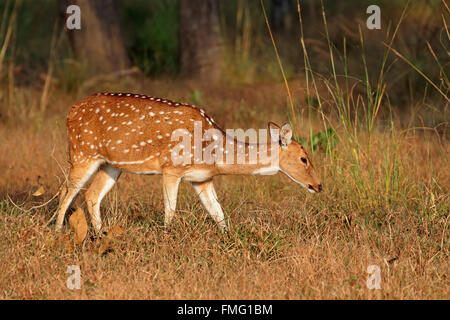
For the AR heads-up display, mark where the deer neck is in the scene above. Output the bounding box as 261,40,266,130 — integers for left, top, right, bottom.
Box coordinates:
213,138,280,176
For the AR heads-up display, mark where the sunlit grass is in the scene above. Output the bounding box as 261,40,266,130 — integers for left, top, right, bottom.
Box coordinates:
0,0,448,300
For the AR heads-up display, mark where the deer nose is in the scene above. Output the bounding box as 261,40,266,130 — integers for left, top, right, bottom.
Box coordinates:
308,184,322,192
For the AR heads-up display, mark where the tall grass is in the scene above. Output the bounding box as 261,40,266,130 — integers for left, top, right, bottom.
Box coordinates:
0,1,62,125
260,0,297,132
258,0,448,210
0,0,18,121
0,1,447,300
0,0,14,75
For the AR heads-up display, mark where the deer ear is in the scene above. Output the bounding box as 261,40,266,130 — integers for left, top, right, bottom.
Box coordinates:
280,123,292,147
268,122,281,142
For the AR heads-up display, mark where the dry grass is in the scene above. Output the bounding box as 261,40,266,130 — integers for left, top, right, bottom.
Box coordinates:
0,78,448,299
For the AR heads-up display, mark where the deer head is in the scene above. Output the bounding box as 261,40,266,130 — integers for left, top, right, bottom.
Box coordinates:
268,122,322,193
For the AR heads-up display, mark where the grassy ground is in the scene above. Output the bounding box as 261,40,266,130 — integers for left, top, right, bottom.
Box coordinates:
0,78,448,299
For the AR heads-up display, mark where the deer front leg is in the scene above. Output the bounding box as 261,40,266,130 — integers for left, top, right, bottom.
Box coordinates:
162,172,181,226
192,180,228,231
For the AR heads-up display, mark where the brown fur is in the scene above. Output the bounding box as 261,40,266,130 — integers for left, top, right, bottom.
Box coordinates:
56,92,321,232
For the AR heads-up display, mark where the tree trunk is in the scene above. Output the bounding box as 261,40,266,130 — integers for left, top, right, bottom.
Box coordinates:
60,0,130,75
179,0,223,82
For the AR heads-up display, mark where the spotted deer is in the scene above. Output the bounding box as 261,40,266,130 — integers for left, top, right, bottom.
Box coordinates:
56,92,322,233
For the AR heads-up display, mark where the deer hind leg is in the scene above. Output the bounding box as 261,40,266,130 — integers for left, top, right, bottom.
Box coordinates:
85,164,121,233
192,180,227,231
55,160,102,232
162,171,181,226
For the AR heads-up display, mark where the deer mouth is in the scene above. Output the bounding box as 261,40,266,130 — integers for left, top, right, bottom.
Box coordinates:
308,184,322,193
279,169,319,194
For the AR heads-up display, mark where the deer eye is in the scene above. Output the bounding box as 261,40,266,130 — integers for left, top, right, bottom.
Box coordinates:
301,157,307,164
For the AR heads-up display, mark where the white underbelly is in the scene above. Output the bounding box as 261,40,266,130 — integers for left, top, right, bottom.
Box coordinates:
182,170,212,182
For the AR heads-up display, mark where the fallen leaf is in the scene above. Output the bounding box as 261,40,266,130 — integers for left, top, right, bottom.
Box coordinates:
69,207,87,245
32,186,45,197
